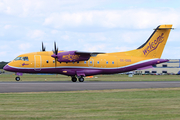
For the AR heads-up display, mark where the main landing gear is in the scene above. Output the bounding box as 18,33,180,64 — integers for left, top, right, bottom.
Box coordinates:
71,76,84,82
71,76,77,82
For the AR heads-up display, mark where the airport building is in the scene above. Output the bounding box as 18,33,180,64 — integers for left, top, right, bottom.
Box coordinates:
137,59,180,74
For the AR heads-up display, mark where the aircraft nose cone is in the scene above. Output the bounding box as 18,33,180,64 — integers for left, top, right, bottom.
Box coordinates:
3,64,11,71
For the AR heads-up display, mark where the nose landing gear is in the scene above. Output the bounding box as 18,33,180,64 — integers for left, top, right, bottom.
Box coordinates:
15,76,20,81
15,72,23,81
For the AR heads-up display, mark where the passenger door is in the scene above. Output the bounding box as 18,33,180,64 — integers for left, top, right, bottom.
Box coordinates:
34,55,42,71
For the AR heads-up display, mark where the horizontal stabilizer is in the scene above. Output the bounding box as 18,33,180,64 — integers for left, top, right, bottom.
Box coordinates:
137,65,153,70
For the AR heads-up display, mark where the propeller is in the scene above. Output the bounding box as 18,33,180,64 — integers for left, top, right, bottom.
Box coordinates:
41,42,46,52
53,42,58,55
52,42,58,67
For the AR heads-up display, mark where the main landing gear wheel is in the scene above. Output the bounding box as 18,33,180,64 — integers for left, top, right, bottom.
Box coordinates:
15,77,20,81
71,76,77,82
79,76,84,82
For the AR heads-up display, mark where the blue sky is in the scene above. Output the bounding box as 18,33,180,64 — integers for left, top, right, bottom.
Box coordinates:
0,0,180,61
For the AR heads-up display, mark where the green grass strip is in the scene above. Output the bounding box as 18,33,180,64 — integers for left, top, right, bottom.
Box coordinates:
0,88,180,120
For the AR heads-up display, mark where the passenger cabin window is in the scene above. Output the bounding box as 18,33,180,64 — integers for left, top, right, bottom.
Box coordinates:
46,60,49,63
97,61,99,64
84,61,86,64
112,61,114,64
106,61,108,64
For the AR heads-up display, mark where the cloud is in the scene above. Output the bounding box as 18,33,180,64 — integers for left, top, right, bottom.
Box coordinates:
0,51,6,56
43,12,93,28
4,25,11,29
27,30,45,40
43,8,180,30
115,46,133,52
18,43,31,51
0,44,8,50
51,30,59,34
61,35,70,40
0,0,108,17
83,44,106,52
0,0,180,61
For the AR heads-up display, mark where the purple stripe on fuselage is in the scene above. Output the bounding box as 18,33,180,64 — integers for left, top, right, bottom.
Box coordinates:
3,59,168,76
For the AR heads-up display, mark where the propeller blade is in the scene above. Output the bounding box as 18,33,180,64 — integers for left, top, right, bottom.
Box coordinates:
52,42,58,68
54,42,58,55
41,42,46,51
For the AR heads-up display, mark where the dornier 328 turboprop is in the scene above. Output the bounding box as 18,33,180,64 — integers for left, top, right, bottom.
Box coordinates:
4,25,173,82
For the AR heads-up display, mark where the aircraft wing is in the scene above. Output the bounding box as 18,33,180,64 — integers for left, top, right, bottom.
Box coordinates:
52,50,105,62
75,51,105,57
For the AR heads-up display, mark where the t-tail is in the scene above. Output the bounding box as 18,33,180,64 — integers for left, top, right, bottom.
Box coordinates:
137,24,173,58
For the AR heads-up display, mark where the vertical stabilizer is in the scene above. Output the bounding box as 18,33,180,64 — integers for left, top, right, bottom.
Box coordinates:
137,24,173,58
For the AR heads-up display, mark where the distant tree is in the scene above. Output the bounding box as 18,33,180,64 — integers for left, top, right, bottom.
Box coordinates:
0,61,8,69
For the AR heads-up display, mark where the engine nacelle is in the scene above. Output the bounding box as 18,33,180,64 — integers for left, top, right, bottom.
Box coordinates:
51,51,90,62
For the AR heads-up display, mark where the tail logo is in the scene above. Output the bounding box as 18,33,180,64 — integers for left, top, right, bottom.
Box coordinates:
143,33,164,56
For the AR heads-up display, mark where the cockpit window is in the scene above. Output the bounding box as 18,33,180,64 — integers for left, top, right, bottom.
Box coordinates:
14,57,22,61
22,57,29,61
14,57,29,61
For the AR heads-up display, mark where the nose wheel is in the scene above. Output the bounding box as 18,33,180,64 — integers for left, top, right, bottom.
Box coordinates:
15,77,20,81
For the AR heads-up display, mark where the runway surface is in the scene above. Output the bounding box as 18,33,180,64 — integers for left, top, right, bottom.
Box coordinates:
0,81,180,93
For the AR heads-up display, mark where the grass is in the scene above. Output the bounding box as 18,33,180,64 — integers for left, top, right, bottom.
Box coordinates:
1,70,180,119
0,88,180,120
0,73,180,82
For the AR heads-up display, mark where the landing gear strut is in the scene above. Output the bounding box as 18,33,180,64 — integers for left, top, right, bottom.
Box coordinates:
15,76,20,81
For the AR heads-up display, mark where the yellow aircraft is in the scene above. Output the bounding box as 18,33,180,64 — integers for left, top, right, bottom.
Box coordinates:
4,24,173,82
